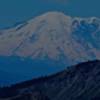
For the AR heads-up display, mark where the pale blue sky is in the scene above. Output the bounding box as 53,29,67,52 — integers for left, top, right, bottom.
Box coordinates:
0,0,99,28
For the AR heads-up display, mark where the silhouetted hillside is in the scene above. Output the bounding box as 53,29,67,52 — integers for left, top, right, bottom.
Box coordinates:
0,60,100,100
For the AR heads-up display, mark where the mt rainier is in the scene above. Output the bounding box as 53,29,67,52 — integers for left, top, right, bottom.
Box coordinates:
0,12,100,64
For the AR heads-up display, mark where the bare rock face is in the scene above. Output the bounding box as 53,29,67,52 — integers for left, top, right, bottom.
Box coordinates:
0,12,100,64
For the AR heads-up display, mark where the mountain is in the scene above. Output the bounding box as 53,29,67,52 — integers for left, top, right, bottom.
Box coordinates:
0,12,100,64
0,12,100,86
0,60,100,100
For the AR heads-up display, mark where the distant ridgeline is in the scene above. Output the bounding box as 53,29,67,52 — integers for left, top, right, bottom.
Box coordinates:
0,60,100,100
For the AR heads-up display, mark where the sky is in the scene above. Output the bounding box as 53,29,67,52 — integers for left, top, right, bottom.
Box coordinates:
0,0,100,29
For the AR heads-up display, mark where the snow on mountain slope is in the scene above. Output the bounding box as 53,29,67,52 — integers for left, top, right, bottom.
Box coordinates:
0,12,100,65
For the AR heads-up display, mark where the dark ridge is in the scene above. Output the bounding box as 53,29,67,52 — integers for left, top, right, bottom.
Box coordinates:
5,60,99,88
0,60,100,100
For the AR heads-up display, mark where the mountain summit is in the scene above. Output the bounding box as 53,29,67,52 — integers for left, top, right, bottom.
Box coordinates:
0,12,100,64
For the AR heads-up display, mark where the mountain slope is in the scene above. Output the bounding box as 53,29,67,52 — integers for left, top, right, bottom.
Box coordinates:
0,60,100,100
0,12,100,65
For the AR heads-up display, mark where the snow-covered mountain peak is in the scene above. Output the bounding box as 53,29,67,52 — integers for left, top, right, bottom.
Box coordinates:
0,12,100,64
